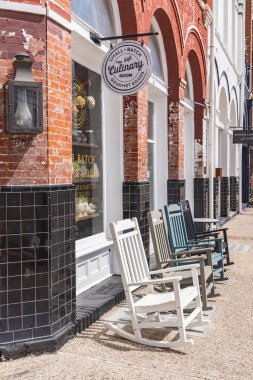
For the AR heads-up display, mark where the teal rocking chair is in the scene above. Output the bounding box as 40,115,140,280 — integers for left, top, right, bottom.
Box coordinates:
164,204,226,281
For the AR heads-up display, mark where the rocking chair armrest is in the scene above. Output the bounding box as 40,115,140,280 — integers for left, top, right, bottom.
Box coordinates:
189,237,223,244
170,256,206,269
128,276,182,287
186,248,213,254
196,228,228,236
150,263,200,275
160,255,205,264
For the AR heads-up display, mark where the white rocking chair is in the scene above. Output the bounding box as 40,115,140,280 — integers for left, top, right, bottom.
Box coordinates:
107,218,209,349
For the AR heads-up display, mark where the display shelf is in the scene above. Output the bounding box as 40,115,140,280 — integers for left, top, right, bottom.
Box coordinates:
72,141,98,148
76,212,99,222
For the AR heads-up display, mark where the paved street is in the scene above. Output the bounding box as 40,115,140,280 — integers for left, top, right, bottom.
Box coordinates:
1,208,253,380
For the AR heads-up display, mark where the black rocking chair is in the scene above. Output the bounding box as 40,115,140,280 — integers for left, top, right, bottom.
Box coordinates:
179,200,234,266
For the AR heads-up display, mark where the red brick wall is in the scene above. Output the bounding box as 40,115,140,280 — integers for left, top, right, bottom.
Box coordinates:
47,20,72,185
0,0,209,185
0,11,48,185
0,1,72,186
118,0,209,182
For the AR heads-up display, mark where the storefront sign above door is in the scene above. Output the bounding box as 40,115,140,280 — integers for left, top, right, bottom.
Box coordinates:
102,40,153,95
232,130,253,144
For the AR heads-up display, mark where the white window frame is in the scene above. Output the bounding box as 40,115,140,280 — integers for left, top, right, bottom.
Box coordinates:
71,6,123,256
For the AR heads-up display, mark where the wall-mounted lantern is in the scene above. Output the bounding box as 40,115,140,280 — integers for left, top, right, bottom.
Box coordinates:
4,53,43,134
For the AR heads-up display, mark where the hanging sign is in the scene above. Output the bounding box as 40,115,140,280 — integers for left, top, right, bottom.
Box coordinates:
101,40,153,95
232,130,253,144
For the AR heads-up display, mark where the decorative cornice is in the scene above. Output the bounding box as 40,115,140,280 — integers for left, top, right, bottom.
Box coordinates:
197,1,213,28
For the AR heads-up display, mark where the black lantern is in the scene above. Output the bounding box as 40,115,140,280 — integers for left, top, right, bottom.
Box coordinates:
4,53,43,134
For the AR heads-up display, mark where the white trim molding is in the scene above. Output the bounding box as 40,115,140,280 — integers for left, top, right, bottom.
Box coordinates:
0,0,72,31
0,0,46,15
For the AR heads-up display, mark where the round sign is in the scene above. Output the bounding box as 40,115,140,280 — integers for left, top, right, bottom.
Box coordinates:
102,40,153,95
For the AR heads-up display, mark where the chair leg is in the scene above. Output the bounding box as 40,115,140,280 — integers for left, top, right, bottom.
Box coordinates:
199,262,208,311
223,230,234,266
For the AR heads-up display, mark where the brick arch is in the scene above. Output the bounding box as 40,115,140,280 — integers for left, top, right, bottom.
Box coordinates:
153,7,181,99
117,0,138,36
184,29,206,143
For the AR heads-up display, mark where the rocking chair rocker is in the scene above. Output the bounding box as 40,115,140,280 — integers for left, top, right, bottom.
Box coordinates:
107,218,209,349
147,210,215,310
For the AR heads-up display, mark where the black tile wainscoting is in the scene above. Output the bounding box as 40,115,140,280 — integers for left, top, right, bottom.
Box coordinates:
123,182,150,254
220,177,230,217
0,185,76,358
167,179,185,205
230,176,239,211
194,178,209,233
213,178,220,219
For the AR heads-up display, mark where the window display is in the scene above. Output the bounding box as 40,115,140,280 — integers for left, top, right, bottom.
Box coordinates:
72,62,103,239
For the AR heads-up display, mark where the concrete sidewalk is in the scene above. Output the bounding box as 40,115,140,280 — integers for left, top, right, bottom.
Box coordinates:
1,208,253,380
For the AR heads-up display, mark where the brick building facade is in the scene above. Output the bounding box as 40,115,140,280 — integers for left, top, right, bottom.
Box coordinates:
0,0,215,354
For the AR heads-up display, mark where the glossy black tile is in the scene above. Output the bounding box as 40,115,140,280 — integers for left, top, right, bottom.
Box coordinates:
0,299,8,317
52,270,58,284
0,193,6,206
36,273,48,288
8,303,22,317
22,261,35,276
8,290,21,304
36,287,49,301
9,316,22,331
8,275,21,290
21,206,34,220
7,207,20,221
0,331,14,343
23,315,36,329
22,220,35,234
7,248,21,263
14,329,33,342
22,301,35,316
7,193,21,207
0,318,8,332
33,326,51,339
0,291,7,305
8,263,21,277
36,260,48,274
22,288,35,303
22,274,35,289
22,248,36,262
36,219,48,233
36,313,50,327
35,206,48,220
35,192,48,206
8,235,21,248
36,300,49,314
0,221,6,235
21,192,34,206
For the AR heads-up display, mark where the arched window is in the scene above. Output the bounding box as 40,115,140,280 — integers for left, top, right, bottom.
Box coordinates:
185,60,194,102
72,0,115,36
149,24,164,81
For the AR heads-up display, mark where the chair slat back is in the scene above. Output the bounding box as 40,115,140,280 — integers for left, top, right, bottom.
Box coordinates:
110,218,150,288
164,204,189,252
148,210,172,267
179,200,196,240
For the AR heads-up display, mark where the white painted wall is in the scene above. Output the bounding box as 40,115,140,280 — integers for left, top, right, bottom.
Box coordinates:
211,0,245,212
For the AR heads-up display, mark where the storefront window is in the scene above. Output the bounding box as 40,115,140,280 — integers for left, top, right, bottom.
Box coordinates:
72,0,115,36
72,61,103,239
149,25,164,81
